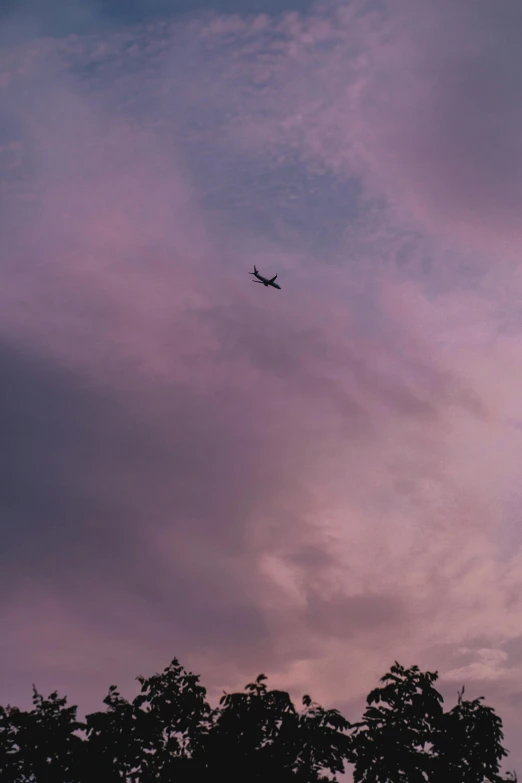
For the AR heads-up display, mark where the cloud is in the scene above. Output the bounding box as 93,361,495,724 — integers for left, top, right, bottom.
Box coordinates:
343,0,522,260
445,648,509,682
210,0,522,264
1,1,522,777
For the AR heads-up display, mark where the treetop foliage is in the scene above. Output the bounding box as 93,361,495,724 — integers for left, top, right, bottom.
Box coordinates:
0,658,517,782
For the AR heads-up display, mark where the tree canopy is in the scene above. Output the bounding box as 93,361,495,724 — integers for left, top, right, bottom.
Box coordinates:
0,657,517,782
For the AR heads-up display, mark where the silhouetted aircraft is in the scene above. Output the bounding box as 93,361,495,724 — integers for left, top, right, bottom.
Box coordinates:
249,265,281,290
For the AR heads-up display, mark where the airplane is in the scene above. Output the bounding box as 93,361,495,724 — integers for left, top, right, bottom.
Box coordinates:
249,265,281,290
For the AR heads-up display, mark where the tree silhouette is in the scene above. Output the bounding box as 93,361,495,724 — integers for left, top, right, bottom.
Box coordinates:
199,673,353,781
349,661,517,783
0,687,86,783
83,658,214,782
83,662,353,782
349,662,444,782
432,684,517,783
0,657,517,782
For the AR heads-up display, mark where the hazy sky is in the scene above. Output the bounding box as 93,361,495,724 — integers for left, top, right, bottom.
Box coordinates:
2,0,522,777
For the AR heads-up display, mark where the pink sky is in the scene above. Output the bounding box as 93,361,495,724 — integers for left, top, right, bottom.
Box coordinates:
1,0,522,777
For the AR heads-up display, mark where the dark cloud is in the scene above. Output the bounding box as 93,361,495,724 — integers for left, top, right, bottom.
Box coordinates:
0,338,134,589
0,0,319,41
360,0,522,254
0,335,284,659
305,590,406,638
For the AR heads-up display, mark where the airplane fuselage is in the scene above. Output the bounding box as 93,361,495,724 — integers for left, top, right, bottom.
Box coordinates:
252,271,281,289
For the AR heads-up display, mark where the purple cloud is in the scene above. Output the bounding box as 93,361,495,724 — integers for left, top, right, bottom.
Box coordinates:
1,1,522,778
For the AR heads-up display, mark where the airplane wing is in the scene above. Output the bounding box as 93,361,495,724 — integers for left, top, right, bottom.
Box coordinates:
269,275,277,283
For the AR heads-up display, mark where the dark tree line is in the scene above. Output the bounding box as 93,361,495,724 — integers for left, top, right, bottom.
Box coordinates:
0,658,517,782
